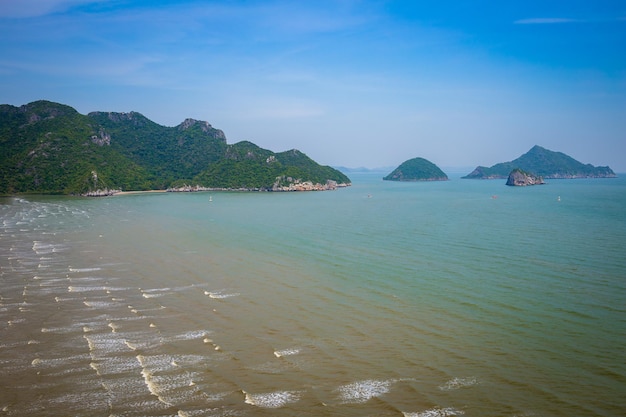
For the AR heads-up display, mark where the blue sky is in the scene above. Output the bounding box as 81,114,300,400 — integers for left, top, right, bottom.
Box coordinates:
1,0,625,171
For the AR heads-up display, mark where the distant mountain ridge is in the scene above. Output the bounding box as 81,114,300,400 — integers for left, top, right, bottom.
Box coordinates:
463,145,616,179
0,100,351,195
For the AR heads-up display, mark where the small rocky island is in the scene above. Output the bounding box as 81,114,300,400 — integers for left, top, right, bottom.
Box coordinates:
383,157,448,182
506,169,545,186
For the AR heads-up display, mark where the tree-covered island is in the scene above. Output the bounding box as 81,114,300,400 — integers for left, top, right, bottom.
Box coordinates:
383,157,448,182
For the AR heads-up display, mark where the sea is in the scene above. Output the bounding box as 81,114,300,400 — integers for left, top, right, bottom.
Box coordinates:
1,172,625,417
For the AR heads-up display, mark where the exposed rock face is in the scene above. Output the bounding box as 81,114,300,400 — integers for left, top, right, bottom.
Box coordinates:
88,111,148,126
90,128,111,146
166,179,347,193
177,118,226,140
506,169,545,186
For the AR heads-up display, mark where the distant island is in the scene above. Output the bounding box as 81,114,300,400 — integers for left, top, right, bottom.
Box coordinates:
383,157,448,182
0,100,351,195
463,145,616,179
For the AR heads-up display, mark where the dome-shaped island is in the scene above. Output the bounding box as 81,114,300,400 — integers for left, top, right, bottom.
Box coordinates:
383,157,448,182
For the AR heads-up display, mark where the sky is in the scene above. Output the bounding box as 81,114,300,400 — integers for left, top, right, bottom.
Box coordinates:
1,0,625,171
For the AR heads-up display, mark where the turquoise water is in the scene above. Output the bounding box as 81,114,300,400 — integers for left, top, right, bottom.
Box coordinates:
1,173,625,416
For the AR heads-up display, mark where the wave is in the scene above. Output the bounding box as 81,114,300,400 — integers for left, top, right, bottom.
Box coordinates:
274,348,301,358
170,330,212,341
68,267,101,272
142,287,172,293
83,300,117,308
243,389,302,408
204,289,240,299
137,356,174,406
67,285,108,293
32,241,66,255
404,407,465,417
438,377,479,391
142,293,165,298
336,379,393,404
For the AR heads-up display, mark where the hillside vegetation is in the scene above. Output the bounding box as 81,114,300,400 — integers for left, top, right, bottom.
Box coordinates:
383,157,448,181
463,145,616,179
0,101,350,195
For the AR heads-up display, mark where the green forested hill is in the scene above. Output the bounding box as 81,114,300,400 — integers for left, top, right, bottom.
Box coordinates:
383,157,448,181
0,100,350,195
463,145,616,179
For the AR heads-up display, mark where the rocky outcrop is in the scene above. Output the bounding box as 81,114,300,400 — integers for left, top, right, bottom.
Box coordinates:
177,118,227,140
506,169,544,186
81,188,121,196
166,179,348,193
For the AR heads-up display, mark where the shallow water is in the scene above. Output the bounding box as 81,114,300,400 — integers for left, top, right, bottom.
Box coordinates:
1,173,625,416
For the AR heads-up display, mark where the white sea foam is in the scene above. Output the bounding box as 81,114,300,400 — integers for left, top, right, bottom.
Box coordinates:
438,377,479,391
274,348,301,357
137,354,177,373
204,290,240,299
136,355,172,402
243,390,302,408
41,325,81,334
404,407,465,417
83,301,116,308
92,356,140,375
336,379,393,403
142,287,172,293
0,340,38,349
32,241,66,255
83,334,132,355
136,355,209,407
68,285,107,293
170,330,211,341
68,267,101,273
142,293,165,299
139,366,173,406
177,410,218,417
30,354,90,369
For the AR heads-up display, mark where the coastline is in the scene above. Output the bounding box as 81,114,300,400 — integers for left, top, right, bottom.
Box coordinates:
82,181,351,197
112,190,168,196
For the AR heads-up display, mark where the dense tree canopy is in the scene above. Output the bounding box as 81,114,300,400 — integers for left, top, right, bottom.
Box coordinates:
0,101,350,195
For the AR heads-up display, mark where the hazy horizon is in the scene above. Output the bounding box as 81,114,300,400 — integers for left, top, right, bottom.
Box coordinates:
1,1,625,171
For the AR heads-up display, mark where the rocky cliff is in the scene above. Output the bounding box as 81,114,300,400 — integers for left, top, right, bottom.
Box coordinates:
506,169,545,186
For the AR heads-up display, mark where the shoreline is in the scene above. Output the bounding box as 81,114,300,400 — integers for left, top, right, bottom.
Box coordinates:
88,181,352,197
112,190,168,196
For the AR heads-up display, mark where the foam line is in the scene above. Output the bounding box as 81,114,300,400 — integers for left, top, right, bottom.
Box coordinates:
243,389,302,408
403,407,465,417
